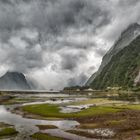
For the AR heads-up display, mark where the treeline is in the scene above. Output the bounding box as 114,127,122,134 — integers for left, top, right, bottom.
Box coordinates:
63,86,91,91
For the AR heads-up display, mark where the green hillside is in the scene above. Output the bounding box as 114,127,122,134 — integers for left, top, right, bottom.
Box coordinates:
90,35,140,89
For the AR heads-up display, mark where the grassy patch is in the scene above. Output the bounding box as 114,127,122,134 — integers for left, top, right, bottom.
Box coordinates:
22,104,122,118
36,125,57,130
104,120,126,126
67,130,94,138
77,120,126,129
120,104,140,110
72,98,112,105
31,133,64,140
0,123,12,128
3,98,39,105
0,127,18,137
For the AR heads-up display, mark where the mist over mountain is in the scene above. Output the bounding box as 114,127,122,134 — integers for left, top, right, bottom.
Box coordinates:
86,23,140,86
0,0,139,89
0,72,30,90
87,23,140,89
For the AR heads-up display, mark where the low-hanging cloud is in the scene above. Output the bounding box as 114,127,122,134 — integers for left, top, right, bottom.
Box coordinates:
60,50,87,71
0,0,139,89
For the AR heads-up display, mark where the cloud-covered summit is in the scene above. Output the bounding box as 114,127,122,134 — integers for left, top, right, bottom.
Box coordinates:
0,0,140,89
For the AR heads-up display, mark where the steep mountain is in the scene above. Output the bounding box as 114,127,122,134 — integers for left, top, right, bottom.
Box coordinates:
0,72,31,90
90,35,140,89
86,23,140,86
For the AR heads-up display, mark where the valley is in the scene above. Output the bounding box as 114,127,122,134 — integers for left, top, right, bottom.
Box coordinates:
0,91,140,140
0,0,139,140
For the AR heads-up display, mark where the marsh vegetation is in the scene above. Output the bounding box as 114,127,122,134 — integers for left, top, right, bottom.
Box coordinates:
0,91,140,139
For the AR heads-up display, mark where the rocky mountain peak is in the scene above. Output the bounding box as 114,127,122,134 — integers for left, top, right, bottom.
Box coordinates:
0,71,31,90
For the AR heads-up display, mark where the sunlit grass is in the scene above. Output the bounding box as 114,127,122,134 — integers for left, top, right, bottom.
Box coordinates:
119,104,140,110
22,103,122,118
0,127,18,137
71,98,124,106
31,133,64,140
104,119,126,126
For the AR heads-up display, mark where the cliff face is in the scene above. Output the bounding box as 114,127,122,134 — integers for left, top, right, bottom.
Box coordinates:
90,35,140,89
0,72,31,90
86,23,140,87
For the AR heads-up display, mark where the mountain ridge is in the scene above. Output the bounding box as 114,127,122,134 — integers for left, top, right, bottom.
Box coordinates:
0,71,31,90
86,23,140,86
90,35,140,89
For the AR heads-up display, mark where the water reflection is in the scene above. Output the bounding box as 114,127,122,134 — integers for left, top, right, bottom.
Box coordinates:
0,105,79,140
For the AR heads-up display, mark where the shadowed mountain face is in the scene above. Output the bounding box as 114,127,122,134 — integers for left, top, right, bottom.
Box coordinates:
0,72,30,90
90,35,140,89
86,23,140,87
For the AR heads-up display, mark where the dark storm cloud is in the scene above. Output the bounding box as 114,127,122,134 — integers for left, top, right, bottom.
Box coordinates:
0,2,23,43
118,0,140,7
0,0,112,41
61,51,87,71
0,0,112,70
55,37,97,51
27,0,112,36
0,4,21,30
0,0,12,4
0,0,139,89
0,0,104,41
2,34,45,73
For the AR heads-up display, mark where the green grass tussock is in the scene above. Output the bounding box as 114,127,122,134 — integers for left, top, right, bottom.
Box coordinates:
0,127,18,137
22,104,121,118
31,133,64,140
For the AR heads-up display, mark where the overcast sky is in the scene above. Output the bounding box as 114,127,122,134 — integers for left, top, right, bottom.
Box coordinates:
0,0,140,90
